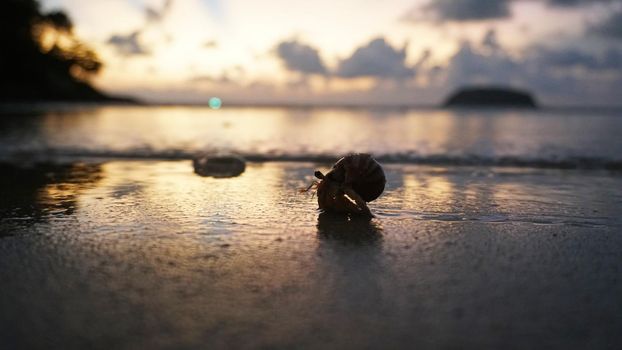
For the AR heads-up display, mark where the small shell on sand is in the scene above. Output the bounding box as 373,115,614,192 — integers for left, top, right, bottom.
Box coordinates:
192,154,246,178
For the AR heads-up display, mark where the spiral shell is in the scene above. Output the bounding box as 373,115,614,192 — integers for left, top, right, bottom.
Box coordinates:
310,153,386,216
323,153,386,202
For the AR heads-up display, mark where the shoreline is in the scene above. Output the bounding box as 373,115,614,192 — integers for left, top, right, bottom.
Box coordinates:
2,155,622,171
3,100,622,111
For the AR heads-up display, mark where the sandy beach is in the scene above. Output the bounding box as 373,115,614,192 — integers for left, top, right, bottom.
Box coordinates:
4,0,622,347
1,160,621,349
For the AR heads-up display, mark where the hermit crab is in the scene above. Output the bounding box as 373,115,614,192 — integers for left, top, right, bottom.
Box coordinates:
302,153,386,217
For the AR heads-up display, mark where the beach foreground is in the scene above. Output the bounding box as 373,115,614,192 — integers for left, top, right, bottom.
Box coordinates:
1,160,621,349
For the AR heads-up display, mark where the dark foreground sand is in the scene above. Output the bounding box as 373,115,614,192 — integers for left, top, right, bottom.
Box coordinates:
1,161,621,349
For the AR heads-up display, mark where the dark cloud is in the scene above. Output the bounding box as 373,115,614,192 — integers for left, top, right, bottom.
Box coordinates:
601,48,622,68
107,0,175,57
336,38,415,79
274,37,417,80
261,25,622,104
424,0,622,39
538,48,599,67
107,31,149,56
548,0,582,5
275,39,327,75
429,30,622,104
442,31,517,86
445,41,519,86
404,0,618,23
589,9,622,39
536,46,622,70
548,0,617,6
423,0,511,21
482,29,501,51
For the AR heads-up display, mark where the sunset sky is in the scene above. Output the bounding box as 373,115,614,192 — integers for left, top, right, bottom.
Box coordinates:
41,0,622,106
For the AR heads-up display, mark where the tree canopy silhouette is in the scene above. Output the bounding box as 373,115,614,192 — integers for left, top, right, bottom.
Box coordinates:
0,0,129,102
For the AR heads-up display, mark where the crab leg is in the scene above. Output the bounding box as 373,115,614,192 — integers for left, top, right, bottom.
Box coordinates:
299,181,318,193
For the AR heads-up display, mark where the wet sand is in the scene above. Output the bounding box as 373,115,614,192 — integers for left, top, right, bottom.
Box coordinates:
1,161,621,349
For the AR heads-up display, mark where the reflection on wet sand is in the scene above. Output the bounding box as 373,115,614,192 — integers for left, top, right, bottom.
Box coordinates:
316,211,383,244
312,211,389,349
0,162,102,229
1,160,622,349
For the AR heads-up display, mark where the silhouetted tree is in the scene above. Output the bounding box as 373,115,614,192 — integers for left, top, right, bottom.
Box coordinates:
0,0,127,102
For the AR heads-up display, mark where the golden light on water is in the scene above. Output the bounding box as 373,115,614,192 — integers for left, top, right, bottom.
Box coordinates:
28,106,560,162
402,171,455,213
75,161,291,235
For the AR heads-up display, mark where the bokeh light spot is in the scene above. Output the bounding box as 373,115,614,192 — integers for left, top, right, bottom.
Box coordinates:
209,97,222,110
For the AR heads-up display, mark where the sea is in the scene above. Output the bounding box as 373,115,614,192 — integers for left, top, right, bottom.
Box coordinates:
0,104,621,168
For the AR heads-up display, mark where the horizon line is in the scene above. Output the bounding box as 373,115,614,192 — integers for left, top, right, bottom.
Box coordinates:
2,100,622,111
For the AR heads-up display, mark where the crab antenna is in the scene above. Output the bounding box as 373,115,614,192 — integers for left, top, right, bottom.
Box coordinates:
314,171,325,179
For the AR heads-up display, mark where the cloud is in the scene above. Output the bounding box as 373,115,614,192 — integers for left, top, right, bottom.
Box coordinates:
548,0,582,5
273,37,417,80
589,9,622,39
146,0,173,23
538,48,599,67
404,0,617,23
426,29,622,104
601,48,622,69
422,0,511,21
107,31,150,56
336,38,415,79
548,0,617,6
536,46,622,70
106,0,174,56
275,39,327,75
481,29,501,51
422,0,622,39
444,41,519,87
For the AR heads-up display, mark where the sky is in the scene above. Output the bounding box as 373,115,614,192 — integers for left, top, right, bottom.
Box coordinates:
41,0,622,106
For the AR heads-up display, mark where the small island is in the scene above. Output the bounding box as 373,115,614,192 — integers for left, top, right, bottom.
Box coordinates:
444,86,537,108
